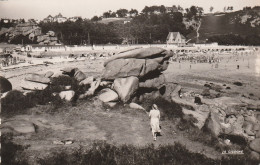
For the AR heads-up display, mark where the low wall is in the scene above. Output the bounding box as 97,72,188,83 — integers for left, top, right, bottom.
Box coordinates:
30,44,250,53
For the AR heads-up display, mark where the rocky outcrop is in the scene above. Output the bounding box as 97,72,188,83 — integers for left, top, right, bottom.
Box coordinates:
100,47,174,103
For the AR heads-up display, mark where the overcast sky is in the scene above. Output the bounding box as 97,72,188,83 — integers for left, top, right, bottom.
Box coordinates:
0,0,259,20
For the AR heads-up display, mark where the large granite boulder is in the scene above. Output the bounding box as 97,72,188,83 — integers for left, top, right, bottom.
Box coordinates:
205,112,222,136
2,120,35,134
250,138,260,153
98,88,119,103
182,105,210,129
0,76,12,93
21,80,48,90
113,76,139,103
25,73,51,84
104,47,166,66
102,59,145,80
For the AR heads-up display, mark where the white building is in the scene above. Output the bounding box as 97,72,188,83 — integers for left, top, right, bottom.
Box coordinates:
166,32,186,46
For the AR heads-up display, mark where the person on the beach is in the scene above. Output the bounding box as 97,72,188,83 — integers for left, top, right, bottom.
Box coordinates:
149,104,161,141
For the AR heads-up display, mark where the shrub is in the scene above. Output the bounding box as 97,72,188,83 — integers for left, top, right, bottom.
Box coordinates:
233,82,243,86
140,97,183,119
1,133,28,165
1,76,87,117
37,141,217,165
1,90,35,116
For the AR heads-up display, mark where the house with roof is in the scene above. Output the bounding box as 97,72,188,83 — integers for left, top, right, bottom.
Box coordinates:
53,13,67,23
43,15,54,23
68,16,82,22
166,32,186,46
165,6,178,13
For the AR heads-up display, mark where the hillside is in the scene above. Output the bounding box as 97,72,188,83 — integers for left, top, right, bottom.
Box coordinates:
193,8,260,42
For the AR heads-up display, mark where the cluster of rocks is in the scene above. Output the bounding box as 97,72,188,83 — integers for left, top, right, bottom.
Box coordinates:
181,92,260,159
96,47,180,106
36,31,58,45
42,47,180,109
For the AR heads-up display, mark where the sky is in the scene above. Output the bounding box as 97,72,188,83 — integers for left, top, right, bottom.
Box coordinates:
0,0,259,20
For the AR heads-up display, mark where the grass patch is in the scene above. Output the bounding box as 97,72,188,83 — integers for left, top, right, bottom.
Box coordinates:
37,141,217,165
35,140,258,165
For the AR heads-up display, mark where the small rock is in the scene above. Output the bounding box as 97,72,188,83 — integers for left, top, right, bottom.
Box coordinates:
105,102,117,108
194,96,202,104
74,70,86,81
64,86,71,90
233,81,243,86
79,76,94,86
224,139,231,145
59,90,75,101
129,102,145,110
61,67,77,76
98,89,119,103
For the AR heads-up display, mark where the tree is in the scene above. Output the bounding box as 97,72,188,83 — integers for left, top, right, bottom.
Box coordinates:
116,9,128,17
129,9,138,17
110,12,117,17
159,5,166,13
210,6,214,12
91,16,100,22
177,5,183,11
190,6,198,16
142,6,150,14
103,12,111,18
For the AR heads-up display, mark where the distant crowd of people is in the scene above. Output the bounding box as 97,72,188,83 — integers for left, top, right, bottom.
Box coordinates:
0,56,21,67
